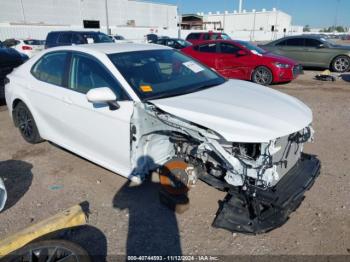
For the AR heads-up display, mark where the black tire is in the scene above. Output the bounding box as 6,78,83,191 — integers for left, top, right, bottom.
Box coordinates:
252,66,273,85
6,239,91,262
13,102,43,144
331,55,350,73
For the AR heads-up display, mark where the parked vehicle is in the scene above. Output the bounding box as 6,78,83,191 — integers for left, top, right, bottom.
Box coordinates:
156,38,192,49
109,34,132,43
260,35,350,72
2,38,45,58
182,40,302,85
45,31,113,49
5,43,320,234
145,33,158,43
186,32,231,45
0,42,28,100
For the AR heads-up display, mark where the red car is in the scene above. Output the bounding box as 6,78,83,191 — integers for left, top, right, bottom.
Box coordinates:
186,32,231,45
182,40,303,85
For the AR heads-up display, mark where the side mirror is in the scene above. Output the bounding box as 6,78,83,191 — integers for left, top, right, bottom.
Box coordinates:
237,50,248,56
86,87,120,110
317,44,325,49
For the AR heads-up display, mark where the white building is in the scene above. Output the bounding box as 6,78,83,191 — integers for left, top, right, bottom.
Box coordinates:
200,8,293,41
0,0,179,40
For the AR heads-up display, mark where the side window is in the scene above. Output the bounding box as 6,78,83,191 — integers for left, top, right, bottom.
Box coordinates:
285,38,305,46
69,54,127,100
305,38,322,47
72,34,86,45
276,40,287,46
203,34,211,40
210,33,220,40
31,52,68,87
58,33,72,45
198,43,217,53
166,40,175,47
220,43,241,54
187,33,200,40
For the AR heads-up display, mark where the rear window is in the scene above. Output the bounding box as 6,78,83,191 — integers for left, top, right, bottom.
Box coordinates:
186,33,201,40
24,40,43,45
83,32,113,43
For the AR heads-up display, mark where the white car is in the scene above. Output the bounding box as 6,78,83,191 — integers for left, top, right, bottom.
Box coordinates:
5,43,320,233
3,39,45,58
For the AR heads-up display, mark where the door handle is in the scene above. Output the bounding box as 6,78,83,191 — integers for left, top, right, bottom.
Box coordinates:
62,97,73,104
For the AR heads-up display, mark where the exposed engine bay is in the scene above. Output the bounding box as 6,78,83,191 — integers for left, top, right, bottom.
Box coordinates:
130,103,321,234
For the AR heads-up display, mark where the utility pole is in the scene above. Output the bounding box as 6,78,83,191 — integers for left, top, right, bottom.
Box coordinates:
238,0,243,13
334,0,340,32
105,0,111,35
20,0,26,24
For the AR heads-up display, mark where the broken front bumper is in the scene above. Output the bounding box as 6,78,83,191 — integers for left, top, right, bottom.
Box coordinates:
213,153,321,234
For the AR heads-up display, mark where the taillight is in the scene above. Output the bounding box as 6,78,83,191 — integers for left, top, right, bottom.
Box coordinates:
22,45,32,50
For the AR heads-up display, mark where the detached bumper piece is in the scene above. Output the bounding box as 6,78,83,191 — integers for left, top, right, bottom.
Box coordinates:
213,154,321,234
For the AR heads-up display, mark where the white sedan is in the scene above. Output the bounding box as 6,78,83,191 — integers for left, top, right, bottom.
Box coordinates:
5,43,320,233
4,39,45,58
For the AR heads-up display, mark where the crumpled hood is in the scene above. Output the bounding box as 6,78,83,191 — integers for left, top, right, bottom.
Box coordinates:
150,80,312,142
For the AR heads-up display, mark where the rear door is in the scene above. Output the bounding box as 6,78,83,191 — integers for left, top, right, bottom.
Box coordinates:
29,51,71,141
216,42,251,79
274,38,306,64
190,43,219,69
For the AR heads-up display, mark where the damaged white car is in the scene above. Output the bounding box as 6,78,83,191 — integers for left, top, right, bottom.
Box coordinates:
5,43,320,233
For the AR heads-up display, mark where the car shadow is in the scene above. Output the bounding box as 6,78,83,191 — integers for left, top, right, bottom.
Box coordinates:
55,224,108,262
0,160,33,212
340,74,350,82
112,156,187,256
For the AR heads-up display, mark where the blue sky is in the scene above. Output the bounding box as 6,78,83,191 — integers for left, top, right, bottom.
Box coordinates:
149,0,349,28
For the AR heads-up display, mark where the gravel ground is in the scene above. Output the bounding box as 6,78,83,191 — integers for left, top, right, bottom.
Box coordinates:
0,69,349,260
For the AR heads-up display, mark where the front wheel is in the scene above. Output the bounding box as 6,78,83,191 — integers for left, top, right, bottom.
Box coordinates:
252,66,273,85
331,55,350,73
13,102,43,144
6,240,91,262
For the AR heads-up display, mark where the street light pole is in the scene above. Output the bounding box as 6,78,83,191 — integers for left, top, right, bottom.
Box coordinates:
105,0,111,35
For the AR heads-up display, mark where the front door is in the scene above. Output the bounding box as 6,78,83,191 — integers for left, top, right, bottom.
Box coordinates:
61,52,134,176
216,42,251,79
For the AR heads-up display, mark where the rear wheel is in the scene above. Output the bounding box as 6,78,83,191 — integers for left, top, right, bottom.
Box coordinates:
331,55,350,73
13,102,43,144
252,66,273,85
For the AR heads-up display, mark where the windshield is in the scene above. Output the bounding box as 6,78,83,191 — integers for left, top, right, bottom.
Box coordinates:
109,50,225,101
177,39,192,47
236,40,267,54
84,32,113,43
221,33,231,40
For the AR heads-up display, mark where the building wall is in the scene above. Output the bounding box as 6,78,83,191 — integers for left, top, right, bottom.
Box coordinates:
0,0,178,29
202,9,292,41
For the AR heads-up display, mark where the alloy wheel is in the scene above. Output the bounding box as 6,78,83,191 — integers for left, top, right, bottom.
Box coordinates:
334,57,350,72
253,67,272,85
17,107,34,139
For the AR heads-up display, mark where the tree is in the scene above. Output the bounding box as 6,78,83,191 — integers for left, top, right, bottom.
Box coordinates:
303,25,311,32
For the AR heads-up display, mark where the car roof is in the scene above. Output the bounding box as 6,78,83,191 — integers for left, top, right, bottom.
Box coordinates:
48,43,171,55
48,31,104,34
278,35,324,40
